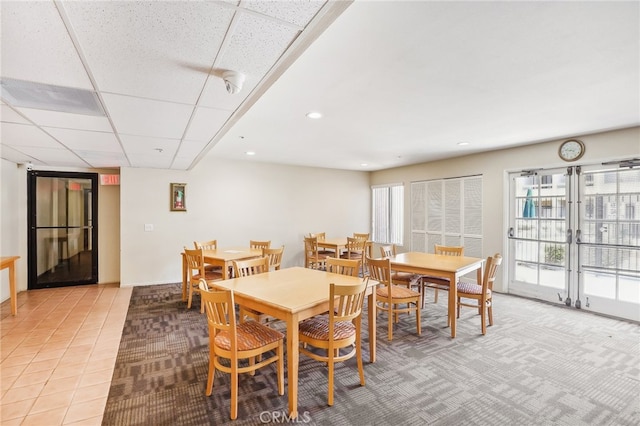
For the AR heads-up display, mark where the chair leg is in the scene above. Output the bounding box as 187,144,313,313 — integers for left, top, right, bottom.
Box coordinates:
415,301,421,336
488,302,494,327
480,302,487,335
230,364,238,420
277,343,284,395
206,352,215,396
434,288,439,303
388,306,393,341
187,284,194,309
328,349,335,406
356,324,365,386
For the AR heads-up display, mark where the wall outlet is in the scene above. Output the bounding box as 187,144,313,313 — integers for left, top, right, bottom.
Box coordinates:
144,224,154,232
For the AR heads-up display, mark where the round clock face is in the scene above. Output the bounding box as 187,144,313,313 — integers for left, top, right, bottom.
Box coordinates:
559,139,585,162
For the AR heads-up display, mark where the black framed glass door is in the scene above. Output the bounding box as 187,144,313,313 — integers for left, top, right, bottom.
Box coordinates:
28,171,98,289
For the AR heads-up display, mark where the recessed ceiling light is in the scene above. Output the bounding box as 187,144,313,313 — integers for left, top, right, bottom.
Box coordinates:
457,142,469,146
306,111,322,119
360,163,368,167
245,151,255,156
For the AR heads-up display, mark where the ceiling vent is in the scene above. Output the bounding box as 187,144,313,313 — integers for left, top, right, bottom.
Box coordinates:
0,78,105,116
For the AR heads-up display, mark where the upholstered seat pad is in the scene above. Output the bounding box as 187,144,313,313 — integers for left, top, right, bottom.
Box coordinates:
391,272,420,283
457,281,491,296
422,275,450,286
194,270,223,281
214,321,283,351
299,315,356,341
376,285,420,299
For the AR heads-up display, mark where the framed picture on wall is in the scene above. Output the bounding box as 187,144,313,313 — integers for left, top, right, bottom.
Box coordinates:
170,183,187,211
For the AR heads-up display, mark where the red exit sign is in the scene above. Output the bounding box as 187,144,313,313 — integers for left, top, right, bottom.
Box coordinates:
100,174,120,186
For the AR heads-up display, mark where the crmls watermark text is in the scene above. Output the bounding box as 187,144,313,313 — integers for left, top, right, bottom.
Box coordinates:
259,411,312,424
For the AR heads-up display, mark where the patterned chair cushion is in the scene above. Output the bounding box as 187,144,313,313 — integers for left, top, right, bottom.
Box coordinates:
391,272,420,284
376,284,420,299
299,315,356,341
214,321,283,351
457,281,491,296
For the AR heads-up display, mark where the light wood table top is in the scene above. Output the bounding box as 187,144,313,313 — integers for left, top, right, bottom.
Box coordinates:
210,266,378,419
387,252,484,338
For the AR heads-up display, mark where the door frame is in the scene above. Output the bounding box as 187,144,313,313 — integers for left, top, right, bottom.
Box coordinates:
27,170,99,289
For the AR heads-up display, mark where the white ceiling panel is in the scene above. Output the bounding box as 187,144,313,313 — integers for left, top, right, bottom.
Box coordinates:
44,128,123,153
177,139,210,158
74,150,128,168
127,153,173,169
16,146,87,166
184,107,232,142
0,144,39,165
1,123,64,148
243,0,326,27
1,105,30,125
17,108,113,132
61,1,234,104
197,75,247,110
102,93,193,140
0,1,92,89
119,134,180,159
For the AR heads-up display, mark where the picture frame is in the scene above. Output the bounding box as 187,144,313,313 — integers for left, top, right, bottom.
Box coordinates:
170,183,187,211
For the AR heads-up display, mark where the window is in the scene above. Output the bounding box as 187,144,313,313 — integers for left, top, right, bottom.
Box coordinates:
372,184,404,245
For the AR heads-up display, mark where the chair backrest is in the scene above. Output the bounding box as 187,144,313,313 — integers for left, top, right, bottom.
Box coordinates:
262,246,284,270
379,244,397,258
199,280,234,337
353,232,370,241
304,235,320,261
482,253,502,293
309,232,326,241
326,257,360,277
330,278,368,324
250,240,271,250
366,256,392,287
345,236,366,255
184,247,206,280
233,256,270,277
434,244,464,256
194,239,217,250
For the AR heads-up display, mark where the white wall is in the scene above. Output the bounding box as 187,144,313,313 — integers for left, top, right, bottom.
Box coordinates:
370,126,640,292
0,159,23,302
119,157,371,286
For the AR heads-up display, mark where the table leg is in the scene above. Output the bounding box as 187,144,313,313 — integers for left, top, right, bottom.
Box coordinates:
368,290,376,363
449,272,456,338
9,262,17,316
286,314,299,418
181,254,187,302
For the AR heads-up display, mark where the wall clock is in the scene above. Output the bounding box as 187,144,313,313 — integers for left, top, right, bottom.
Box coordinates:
558,139,585,162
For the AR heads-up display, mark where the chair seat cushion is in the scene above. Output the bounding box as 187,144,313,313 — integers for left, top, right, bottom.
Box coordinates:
457,281,491,296
215,321,283,351
299,315,355,341
392,272,419,284
422,275,450,288
376,285,420,299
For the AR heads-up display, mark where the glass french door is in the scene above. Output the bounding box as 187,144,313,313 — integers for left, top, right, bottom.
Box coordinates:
27,171,98,289
508,165,640,322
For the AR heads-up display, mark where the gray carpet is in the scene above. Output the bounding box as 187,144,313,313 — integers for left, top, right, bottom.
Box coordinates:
102,283,640,425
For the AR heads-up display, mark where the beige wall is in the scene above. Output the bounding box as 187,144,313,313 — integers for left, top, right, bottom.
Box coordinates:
119,157,370,286
370,126,640,291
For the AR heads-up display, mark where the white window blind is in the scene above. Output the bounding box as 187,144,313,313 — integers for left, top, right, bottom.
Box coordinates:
372,183,404,245
411,176,483,257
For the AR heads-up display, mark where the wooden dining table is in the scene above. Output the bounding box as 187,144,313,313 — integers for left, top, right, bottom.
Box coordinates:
180,247,263,301
1,256,20,315
387,252,484,338
317,237,348,257
210,266,378,419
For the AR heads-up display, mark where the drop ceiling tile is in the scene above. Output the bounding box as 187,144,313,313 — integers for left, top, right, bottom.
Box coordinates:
127,153,173,169
16,146,87,166
0,144,39,164
1,123,63,148
62,1,234,104
218,12,300,77
1,105,30,124
197,76,249,109
178,139,209,157
102,93,193,139
0,1,92,89
119,134,179,158
171,156,198,170
184,107,232,142
243,0,326,27
44,128,123,153
17,108,113,132
75,150,129,168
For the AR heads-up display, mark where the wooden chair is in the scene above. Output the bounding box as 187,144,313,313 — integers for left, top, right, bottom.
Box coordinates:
309,232,334,256
249,240,271,250
262,246,284,271
379,244,421,292
183,247,223,312
340,237,367,276
304,235,328,270
353,232,370,241
457,253,502,335
422,244,464,306
198,281,284,420
367,256,421,341
194,239,223,272
326,257,360,277
298,279,368,406
232,257,270,323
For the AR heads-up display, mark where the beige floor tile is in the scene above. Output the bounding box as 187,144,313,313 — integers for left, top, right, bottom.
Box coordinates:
78,368,114,388
50,362,86,380
40,375,82,396
11,369,52,388
29,389,75,414
0,398,36,420
1,352,37,368
63,414,103,426
72,381,111,404
22,357,59,375
1,382,46,404
63,396,107,424
22,406,68,426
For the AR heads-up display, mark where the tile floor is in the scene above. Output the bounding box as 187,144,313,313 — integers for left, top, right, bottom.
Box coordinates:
1,284,132,425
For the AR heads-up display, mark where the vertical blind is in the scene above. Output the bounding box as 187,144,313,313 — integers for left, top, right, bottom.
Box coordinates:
372,184,404,245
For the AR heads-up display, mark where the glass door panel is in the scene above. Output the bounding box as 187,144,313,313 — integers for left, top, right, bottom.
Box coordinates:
28,171,98,289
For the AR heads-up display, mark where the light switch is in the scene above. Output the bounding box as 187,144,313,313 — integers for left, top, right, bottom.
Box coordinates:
144,224,154,232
